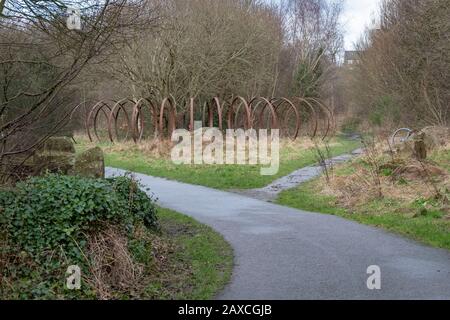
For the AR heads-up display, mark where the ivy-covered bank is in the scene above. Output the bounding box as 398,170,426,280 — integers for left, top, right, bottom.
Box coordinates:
0,174,232,299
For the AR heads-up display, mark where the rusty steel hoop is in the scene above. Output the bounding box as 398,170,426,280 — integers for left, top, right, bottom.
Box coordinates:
108,98,134,143
226,96,252,130
270,97,301,140
305,97,335,140
86,100,115,142
248,97,279,131
68,99,97,143
188,98,195,131
159,97,177,138
131,98,159,143
82,96,334,143
291,97,319,138
205,97,223,130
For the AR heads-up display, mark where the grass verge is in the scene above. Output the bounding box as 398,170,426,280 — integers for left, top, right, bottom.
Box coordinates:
0,206,233,300
277,159,450,251
76,135,361,190
147,207,233,299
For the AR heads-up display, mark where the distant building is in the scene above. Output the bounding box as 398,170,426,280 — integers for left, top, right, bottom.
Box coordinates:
344,51,361,65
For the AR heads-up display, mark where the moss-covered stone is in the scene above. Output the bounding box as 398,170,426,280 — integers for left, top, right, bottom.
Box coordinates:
31,137,76,175
41,137,75,153
73,147,105,179
34,152,76,175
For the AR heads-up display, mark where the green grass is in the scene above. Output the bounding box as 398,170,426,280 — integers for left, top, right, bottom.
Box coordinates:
77,136,360,190
277,180,450,251
152,207,233,299
0,206,233,300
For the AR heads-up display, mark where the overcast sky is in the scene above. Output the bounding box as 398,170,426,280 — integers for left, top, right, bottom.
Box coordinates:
340,0,381,50
264,0,382,51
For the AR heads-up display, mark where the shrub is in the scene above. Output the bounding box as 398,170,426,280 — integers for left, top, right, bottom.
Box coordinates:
107,175,158,230
369,95,400,127
341,118,361,133
0,174,158,260
349,1,449,127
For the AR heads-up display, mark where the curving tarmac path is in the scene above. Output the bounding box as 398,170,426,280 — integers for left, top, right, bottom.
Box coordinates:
107,168,450,300
234,148,364,202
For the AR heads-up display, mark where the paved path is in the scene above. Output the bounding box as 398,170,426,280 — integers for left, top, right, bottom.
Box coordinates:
107,168,450,300
234,148,364,202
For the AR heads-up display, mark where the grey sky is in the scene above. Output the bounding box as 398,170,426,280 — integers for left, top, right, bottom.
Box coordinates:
264,0,381,51
340,0,381,50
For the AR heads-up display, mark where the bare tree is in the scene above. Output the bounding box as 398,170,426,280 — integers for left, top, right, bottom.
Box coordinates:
0,0,151,181
100,0,343,107
272,0,343,107
104,0,282,104
347,0,449,128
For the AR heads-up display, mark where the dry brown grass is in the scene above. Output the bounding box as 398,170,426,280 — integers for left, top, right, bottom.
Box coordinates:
85,224,145,300
105,139,173,159
75,133,338,162
84,221,194,300
318,139,450,214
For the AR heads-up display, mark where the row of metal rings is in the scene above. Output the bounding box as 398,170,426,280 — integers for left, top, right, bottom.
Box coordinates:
74,96,336,143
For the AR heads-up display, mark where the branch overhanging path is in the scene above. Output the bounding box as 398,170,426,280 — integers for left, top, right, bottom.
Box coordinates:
106,168,450,300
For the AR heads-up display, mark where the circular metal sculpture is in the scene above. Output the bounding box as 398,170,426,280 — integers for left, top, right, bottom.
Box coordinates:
226,96,253,130
248,97,279,132
108,99,134,142
271,97,300,140
131,98,158,142
82,96,335,143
